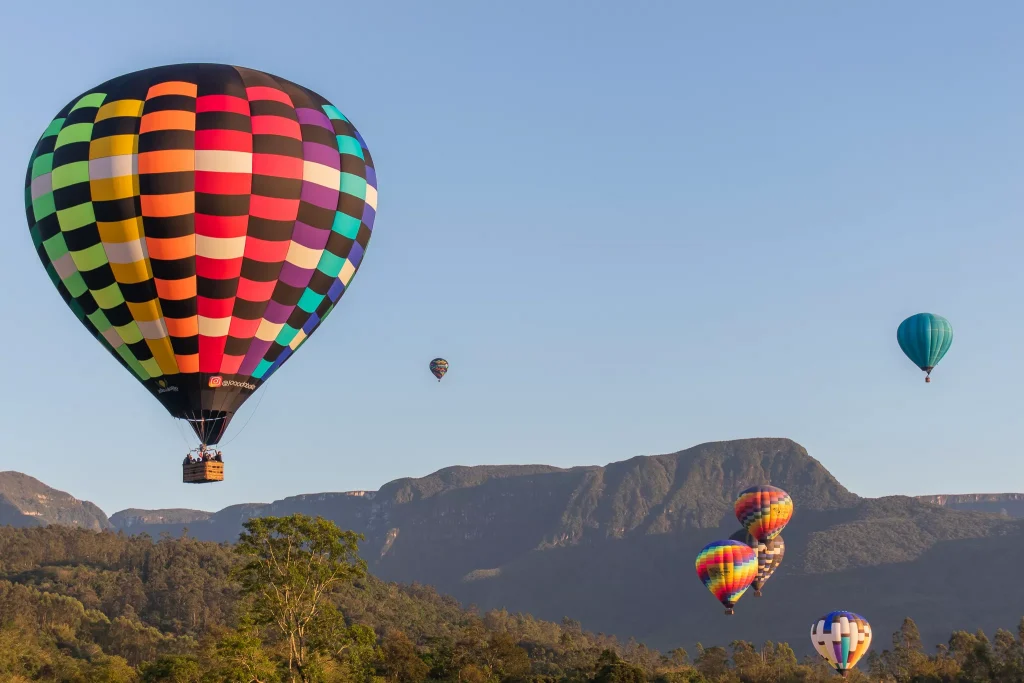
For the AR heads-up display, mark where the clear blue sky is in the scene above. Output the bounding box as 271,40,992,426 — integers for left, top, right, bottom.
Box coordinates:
1,1,1022,515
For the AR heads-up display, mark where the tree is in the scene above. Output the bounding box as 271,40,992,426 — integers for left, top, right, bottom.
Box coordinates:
993,627,1024,682
694,645,731,682
483,632,532,680
592,649,647,683
138,655,201,683
885,617,929,682
212,615,280,683
233,515,367,683
307,605,381,682
378,629,428,683
666,648,689,667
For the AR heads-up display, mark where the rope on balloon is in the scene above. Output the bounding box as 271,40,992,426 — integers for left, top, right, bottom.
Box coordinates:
220,385,269,448
173,418,193,449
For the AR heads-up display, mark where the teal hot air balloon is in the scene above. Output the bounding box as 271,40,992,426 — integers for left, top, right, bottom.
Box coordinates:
897,313,953,383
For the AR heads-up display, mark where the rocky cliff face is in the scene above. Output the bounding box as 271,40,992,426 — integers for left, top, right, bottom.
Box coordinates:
109,508,213,529
916,492,1024,518
0,472,110,531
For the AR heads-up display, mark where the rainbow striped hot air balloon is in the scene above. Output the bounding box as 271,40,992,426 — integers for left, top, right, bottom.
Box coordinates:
735,485,793,542
695,540,756,615
810,611,873,677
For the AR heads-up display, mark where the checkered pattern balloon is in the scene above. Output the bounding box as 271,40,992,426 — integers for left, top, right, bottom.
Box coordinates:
695,539,756,614
810,611,872,677
734,485,793,542
729,529,785,596
25,64,377,444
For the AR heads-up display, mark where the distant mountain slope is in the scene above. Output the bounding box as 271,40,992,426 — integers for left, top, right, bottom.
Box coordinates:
7,439,1024,653
109,508,213,534
0,472,110,531
916,493,1024,518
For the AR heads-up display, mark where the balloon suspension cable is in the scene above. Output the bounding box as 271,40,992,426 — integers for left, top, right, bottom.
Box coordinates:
173,418,192,449
199,412,207,446
221,385,269,448
183,410,208,448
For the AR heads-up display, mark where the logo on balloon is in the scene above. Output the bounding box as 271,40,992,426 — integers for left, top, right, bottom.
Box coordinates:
156,379,178,394
208,375,257,391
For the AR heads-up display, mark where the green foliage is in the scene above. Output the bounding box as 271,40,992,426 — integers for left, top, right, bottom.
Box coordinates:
234,514,366,682
1,520,1024,682
138,655,201,683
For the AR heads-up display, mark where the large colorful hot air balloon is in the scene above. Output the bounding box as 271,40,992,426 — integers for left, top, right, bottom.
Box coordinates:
25,64,377,461
695,540,756,615
897,313,953,383
735,485,793,542
729,529,785,597
810,611,872,677
429,358,448,381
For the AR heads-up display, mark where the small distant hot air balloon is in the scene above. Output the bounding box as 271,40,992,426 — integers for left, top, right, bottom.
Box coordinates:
729,529,785,597
429,358,448,381
810,611,873,677
735,485,793,542
897,313,953,383
695,540,757,615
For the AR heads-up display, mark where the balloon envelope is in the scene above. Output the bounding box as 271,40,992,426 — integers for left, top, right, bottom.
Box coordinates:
430,358,448,381
729,529,785,595
897,313,953,379
810,611,872,676
735,485,793,542
25,64,378,444
695,539,756,611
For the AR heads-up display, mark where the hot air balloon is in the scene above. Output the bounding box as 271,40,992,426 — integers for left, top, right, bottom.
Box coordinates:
429,358,448,381
729,529,785,597
810,611,873,677
735,485,793,542
695,539,756,615
25,64,378,483
897,313,953,383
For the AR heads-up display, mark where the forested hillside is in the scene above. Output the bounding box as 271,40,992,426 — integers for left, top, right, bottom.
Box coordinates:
1,518,1023,682
7,440,1024,655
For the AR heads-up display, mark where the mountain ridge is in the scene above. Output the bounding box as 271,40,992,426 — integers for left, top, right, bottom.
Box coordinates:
0,471,110,531
915,492,1024,518
5,438,1024,652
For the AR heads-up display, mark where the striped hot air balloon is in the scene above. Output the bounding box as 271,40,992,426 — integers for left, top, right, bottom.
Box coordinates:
729,529,785,597
810,611,873,677
695,539,757,615
735,485,793,542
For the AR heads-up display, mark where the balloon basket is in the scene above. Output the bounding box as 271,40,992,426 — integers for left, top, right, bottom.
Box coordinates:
724,607,734,615
183,461,224,484
754,590,762,597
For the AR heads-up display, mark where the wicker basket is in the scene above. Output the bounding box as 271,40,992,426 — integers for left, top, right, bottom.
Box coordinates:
182,460,224,484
